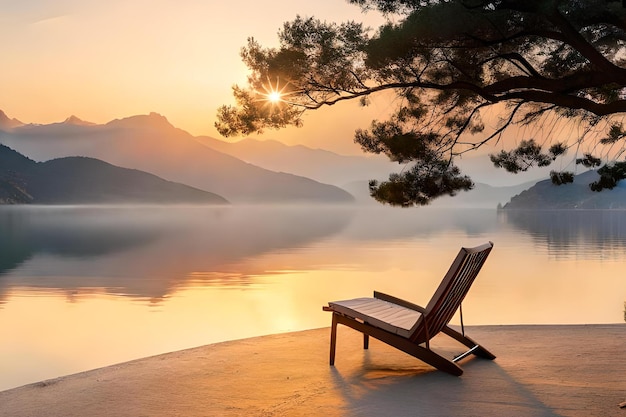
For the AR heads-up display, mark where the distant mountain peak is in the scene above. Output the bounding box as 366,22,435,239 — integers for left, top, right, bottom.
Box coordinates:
149,111,166,119
105,112,175,131
63,115,95,126
0,110,24,130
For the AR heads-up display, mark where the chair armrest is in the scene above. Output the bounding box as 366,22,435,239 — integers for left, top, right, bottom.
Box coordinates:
373,291,426,313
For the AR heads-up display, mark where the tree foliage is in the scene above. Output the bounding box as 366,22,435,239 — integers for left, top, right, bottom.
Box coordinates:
217,0,626,206
590,161,626,190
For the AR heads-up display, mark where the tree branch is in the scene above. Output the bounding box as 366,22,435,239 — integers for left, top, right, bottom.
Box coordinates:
545,5,620,73
295,75,626,116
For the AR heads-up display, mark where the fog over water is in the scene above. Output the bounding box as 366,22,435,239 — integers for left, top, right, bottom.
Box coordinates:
1,205,625,391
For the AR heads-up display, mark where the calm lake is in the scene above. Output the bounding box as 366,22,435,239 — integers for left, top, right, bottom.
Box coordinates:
1,205,625,391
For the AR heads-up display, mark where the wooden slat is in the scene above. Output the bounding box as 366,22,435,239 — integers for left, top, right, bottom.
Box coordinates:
328,298,421,338
416,243,492,342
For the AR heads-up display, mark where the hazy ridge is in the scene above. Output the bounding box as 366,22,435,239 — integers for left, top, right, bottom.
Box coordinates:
0,144,228,204
197,136,399,186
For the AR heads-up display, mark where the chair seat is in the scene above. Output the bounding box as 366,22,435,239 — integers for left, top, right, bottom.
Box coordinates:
328,297,421,338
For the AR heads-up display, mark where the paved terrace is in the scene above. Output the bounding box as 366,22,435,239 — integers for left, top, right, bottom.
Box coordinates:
1,325,624,417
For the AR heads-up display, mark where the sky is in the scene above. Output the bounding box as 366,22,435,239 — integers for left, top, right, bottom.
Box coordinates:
0,0,393,155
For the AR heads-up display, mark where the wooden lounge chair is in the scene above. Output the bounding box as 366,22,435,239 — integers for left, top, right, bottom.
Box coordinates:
323,242,495,376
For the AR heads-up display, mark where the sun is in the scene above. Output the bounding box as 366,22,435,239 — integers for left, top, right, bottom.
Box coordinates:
267,91,282,103
257,76,291,105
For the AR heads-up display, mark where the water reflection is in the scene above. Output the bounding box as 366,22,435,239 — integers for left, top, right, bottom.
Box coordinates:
0,205,354,301
4,207,626,302
501,210,626,260
339,207,498,240
0,206,159,273
0,206,506,302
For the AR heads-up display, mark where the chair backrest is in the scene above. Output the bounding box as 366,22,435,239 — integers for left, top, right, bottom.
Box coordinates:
410,242,493,343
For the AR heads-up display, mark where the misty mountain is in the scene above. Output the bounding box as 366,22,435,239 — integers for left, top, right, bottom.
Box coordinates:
503,170,626,209
197,136,399,186
342,179,535,208
0,112,353,204
453,153,553,187
0,110,23,130
0,144,228,204
63,115,96,126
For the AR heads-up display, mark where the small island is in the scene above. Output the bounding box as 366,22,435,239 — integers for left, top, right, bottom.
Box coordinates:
502,170,626,210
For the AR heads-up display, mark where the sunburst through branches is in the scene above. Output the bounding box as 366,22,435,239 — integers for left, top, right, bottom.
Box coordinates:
256,76,292,106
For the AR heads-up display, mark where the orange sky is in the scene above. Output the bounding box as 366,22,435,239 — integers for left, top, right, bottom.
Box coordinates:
0,0,391,155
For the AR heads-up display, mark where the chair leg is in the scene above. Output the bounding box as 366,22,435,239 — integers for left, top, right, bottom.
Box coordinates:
363,334,369,350
442,325,496,360
330,313,338,365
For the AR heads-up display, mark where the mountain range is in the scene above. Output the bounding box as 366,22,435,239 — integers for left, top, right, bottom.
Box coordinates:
0,111,353,204
0,144,228,204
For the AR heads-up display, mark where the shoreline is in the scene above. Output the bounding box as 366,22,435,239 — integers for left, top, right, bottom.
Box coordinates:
1,324,625,416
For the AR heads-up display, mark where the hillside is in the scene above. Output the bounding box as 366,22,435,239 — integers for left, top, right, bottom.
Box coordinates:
0,144,229,205
197,136,398,186
503,170,626,209
0,112,354,204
